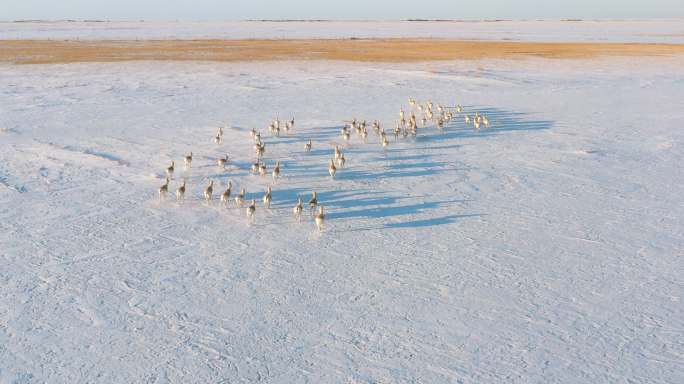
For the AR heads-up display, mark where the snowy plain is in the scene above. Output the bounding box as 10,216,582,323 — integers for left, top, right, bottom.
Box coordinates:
1,24,684,384
1,19,684,43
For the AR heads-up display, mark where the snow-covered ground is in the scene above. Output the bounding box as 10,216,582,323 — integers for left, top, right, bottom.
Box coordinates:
1,52,684,381
1,19,684,43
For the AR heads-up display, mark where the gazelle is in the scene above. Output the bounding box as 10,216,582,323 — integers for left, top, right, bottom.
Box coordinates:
304,139,312,152
246,199,256,223
217,154,228,169
255,142,265,158
272,161,280,181
262,186,272,208
184,152,193,168
220,181,232,206
334,145,342,160
235,188,246,207
293,197,303,221
315,206,325,231
165,161,175,179
308,191,318,211
251,162,260,174
336,154,346,168
158,177,170,200
285,117,294,131
258,163,267,177
342,128,350,141
328,159,337,178
203,180,214,201
176,178,186,201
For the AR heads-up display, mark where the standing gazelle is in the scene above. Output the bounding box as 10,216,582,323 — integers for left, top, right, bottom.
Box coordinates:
165,161,175,179
220,181,232,206
235,188,246,207
218,154,228,169
308,191,318,213
263,186,272,208
246,199,256,224
272,161,281,181
315,206,325,231
336,154,346,168
328,159,337,179
204,180,214,201
293,197,303,221
158,177,170,200
255,142,266,159
176,178,186,201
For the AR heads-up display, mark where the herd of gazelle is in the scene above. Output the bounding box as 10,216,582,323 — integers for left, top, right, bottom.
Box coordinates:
157,100,493,230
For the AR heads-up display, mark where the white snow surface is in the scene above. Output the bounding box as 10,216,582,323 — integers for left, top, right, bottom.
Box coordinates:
1,19,684,43
1,55,684,383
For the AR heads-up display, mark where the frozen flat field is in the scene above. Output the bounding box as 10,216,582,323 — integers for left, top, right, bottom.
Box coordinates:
1,33,684,383
1,19,684,43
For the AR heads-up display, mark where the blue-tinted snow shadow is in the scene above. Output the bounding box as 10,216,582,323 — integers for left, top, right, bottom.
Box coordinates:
416,106,553,143
326,199,468,221
384,213,482,229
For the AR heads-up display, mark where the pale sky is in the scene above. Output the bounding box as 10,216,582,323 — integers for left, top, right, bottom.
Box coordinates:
3,0,683,21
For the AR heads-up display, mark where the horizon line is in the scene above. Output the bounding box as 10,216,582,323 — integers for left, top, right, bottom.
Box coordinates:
3,17,684,23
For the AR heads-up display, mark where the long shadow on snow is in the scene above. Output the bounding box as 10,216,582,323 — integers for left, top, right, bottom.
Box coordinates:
327,199,466,220
384,213,482,229
415,106,553,144
335,213,483,232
